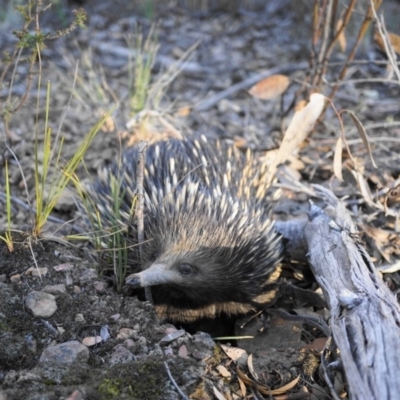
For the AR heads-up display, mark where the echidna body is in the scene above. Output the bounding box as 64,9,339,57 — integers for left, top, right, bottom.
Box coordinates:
85,136,283,322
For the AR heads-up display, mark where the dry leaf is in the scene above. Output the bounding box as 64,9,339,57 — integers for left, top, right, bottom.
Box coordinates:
336,19,347,52
248,74,290,100
221,345,248,363
345,110,377,168
216,365,231,378
266,376,301,396
266,93,326,185
374,31,400,55
212,386,226,400
247,354,259,381
351,169,379,209
238,377,247,398
362,224,397,263
237,366,300,396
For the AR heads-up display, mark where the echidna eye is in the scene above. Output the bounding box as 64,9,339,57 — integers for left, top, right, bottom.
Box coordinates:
178,264,194,276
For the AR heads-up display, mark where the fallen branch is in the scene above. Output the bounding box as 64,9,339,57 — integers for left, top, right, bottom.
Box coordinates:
277,185,400,399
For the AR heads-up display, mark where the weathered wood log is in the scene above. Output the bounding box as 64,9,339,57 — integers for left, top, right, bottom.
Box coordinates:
276,186,400,400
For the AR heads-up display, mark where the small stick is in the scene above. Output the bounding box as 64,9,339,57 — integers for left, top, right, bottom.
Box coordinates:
164,361,189,400
136,141,153,304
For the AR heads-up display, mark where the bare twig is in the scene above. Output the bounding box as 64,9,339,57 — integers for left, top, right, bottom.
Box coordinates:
327,0,382,102
371,0,400,82
164,361,189,400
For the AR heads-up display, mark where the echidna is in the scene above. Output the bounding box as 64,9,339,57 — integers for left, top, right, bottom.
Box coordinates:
83,135,283,323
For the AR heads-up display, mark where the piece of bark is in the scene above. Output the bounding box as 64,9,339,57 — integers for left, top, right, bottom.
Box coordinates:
283,186,400,399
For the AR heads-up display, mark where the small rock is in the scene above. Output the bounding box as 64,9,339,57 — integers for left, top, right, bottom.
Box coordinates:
192,331,215,349
57,326,66,335
39,341,89,366
0,274,6,282
93,280,106,293
66,389,84,400
25,267,48,277
164,347,173,356
10,274,21,283
13,371,41,383
73,285,81,294
100,325,111,341
192,350,211,360
79,268,98,283
75,313,85,323
26,291,57,318
109,345,136,365
149,344,164,357
123,339,135,348
160,328,186,344
117,328,138,340
163,324,178,334
138,336,147,346
82,336,103,347
178,345,188,358
43,284,66,295
53,262,74,271
66,274,74,286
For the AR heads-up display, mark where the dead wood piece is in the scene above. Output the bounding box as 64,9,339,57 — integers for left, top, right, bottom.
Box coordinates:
305,186,400,400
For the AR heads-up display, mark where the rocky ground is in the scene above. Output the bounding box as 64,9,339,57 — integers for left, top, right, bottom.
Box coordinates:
1,0,400,399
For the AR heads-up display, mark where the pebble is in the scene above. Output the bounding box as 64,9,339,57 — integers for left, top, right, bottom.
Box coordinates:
159,328,186,344
24,267,48,277
93,280,106,293
79,268,98,283
117,328,138,340
66,390,84,400
82,336,103,347
25,291,57,318
178,345,188,358
39,341,89,366
10,274,20,283
109,344,136,365
42,284,67,295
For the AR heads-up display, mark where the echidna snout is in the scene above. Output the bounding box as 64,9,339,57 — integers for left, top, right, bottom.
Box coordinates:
126,263,182,288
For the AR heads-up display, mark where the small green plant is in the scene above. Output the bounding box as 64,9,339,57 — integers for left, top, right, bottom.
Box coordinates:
32,80,115,237
0,160,14,252
74,166,137,292
128,26,159,116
